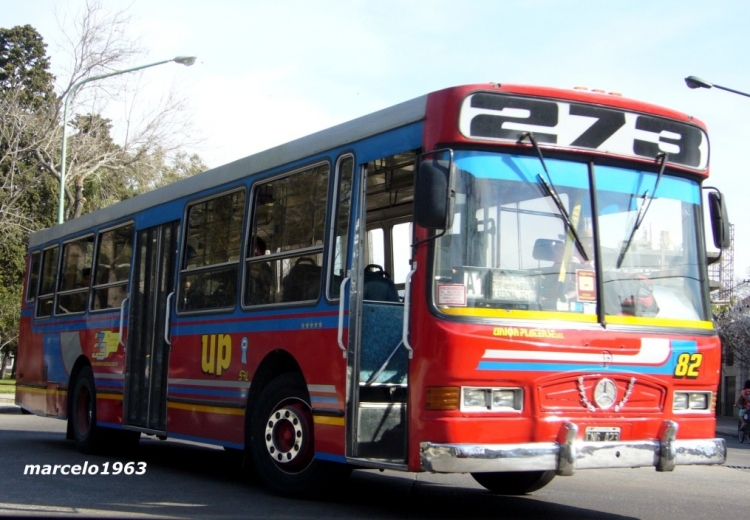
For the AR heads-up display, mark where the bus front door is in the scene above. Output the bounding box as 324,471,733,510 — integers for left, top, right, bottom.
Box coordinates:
346,152,416,466
123,221,178,433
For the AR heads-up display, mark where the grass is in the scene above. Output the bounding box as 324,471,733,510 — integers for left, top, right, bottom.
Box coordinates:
0,379,15,394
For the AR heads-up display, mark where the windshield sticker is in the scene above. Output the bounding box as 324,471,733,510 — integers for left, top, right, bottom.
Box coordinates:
576,270,596,301
465,270,484,298
459,93,707,170
437,284,467,306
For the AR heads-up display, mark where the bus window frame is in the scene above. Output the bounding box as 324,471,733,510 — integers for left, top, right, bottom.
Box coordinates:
89,221,135,314
178,186,247,314
241,160,331,310
55,233,95,316
35,244,60,320
326,153,355,302
25,250,41,304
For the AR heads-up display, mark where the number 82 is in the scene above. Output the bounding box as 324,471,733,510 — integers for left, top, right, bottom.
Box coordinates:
674,353,702,378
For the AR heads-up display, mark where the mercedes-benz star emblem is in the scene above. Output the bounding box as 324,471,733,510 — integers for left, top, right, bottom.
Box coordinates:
594,378,617,410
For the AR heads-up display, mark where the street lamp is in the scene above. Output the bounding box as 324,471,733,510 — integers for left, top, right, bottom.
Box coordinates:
684,75,750,99
57,56,197,224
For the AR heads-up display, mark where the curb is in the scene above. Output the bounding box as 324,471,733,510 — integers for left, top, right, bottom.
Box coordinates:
0,405,21,415
0,394,20,415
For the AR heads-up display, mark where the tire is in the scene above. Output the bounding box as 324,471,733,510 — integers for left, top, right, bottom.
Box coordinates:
70,366,101,454
471,471,556,495
249,373,349,498
740,422,747,444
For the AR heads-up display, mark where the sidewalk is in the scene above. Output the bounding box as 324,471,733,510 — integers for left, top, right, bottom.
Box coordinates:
716,415,738,438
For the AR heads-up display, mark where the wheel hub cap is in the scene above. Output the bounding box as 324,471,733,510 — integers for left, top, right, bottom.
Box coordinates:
265,405,305,465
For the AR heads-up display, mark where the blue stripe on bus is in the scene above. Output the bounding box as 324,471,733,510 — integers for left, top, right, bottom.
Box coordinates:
478,340,697,374
172,317,340,335
95,380,123,388
29,310,340,334
315,452,347,463
43,336,69,383
310,396,339,405
477,361,675,374
167,387,247,398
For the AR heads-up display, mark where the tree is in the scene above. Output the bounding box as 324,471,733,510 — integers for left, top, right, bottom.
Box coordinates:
715,299,750,374
0,25,58,373
27,0,200,220
0,24,55,108
0,24,57,233
0,2,204,378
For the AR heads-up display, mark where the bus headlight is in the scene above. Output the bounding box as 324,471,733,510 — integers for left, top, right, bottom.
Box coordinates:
673,391,711,412
460,387,523,412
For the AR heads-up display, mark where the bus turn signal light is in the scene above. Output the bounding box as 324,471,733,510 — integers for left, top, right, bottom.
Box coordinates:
426,387,460,410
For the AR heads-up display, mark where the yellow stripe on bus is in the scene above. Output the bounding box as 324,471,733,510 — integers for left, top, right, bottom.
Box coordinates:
440,308,714,330
167,401,245,416
97,393,123,401
313,415,345,426
440,308,598,322
15,385,67,397
17,386,124,400
605,315,714,330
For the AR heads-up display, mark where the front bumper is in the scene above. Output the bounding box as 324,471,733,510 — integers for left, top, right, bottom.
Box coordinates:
420,421,726,475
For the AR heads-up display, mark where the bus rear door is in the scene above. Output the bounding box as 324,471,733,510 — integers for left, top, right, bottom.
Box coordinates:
123,221,178,432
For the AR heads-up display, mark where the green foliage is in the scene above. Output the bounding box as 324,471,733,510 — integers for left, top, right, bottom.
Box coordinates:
0,24,54,108
151,149,208,189
0,20,204,366
0,25,58,362
0,281,22,369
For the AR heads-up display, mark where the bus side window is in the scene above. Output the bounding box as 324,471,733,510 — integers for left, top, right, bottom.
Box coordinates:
92,224,134,311
180,189,245,312
36,246,59,318
26,251,41,303
244,163,329,306
56,235,94,314
327,155,354,299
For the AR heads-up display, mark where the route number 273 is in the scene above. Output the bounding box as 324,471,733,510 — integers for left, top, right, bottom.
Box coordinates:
674,353,702,378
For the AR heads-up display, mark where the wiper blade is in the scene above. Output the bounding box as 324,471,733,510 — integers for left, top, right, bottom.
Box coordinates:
520,132,589,263
616,152,668,268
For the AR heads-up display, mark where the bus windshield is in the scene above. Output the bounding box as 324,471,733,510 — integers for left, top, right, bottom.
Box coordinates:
432,150,707,324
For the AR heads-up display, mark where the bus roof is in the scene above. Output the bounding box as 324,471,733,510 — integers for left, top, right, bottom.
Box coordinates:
30,92,429,247
30,82,706,247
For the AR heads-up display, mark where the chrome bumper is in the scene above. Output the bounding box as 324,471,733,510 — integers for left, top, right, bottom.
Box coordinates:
420,421,726,475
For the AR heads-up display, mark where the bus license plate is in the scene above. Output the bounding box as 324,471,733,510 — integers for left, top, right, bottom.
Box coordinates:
585,427,620,442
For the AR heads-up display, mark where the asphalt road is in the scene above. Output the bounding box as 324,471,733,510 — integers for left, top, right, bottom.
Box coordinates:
0,412,748,519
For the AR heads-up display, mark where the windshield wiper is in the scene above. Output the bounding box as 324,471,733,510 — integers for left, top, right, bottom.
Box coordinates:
615,152,668,268
520,132,589,263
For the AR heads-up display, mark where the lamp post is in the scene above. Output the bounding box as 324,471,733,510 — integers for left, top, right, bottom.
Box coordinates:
684,75,750,99
57,56,197,224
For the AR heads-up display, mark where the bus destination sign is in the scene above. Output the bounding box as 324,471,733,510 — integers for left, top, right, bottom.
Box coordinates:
459,92,708,170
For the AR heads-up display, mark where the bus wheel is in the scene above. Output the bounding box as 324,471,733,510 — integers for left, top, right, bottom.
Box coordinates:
70,366,100,454
471,471,555,495
250,373,348,498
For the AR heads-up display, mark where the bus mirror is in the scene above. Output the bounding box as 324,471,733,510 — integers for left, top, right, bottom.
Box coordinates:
532,238,563,262
415,151,455,230
708,190,730,249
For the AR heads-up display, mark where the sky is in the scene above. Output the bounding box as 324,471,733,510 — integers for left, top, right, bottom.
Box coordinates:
4,0,750,281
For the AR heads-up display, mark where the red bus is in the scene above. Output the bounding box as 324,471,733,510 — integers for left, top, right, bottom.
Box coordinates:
16,83,728,497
